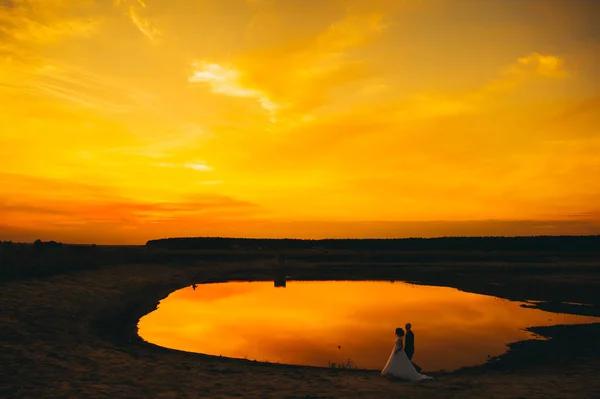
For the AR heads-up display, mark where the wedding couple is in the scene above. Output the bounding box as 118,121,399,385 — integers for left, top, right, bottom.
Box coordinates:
381,323,433,381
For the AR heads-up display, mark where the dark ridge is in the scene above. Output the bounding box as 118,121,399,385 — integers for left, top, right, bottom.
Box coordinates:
3,236,599,282
0,241,143,282
145,235,600,252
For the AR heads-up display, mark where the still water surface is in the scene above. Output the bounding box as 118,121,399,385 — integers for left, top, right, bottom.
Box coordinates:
138,281,598,371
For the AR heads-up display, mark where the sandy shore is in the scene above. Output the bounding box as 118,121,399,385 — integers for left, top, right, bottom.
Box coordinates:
2,248,600,398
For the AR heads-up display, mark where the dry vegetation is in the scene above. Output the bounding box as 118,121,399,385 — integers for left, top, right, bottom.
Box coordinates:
2,242,600,398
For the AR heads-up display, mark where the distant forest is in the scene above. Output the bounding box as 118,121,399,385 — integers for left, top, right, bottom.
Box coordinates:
146,235,600,252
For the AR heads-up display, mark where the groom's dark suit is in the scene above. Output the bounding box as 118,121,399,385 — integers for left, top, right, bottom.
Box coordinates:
405,329,423,372
405,330,415,360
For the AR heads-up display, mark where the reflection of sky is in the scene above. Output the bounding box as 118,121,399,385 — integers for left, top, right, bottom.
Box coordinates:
138,281,599,371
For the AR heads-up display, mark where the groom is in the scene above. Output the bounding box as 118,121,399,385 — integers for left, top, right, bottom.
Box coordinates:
405,323,422,372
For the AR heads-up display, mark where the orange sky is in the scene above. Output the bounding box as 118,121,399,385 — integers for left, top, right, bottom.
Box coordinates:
1,0,599,244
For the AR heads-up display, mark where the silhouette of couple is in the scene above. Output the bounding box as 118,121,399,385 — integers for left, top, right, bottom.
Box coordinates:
381,323,432,381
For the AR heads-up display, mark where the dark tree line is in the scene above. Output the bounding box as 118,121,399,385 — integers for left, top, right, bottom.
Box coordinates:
0,241,132,281
146,235,600,252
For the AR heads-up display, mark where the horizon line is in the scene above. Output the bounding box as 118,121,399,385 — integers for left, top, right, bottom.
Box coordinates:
4,234,600,247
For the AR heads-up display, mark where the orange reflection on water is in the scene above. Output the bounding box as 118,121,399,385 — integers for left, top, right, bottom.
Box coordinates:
138,281,599,371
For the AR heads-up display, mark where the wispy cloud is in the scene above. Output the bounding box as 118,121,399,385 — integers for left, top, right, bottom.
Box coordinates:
115,0,162,42
0,173,251,219
507,52,569,78
128,5,161,42
189,62,279,114
250,9,389,121
154,161,214,172
314,13,386,56
405,94,475,119
567,211,600,220
232,49,579,183
18,62,157,113
184,162,213,172
0,173,257,243
185,8,389,128
115,0,147,6
0,0,99,46
403,52,572,119
551,95,600,135
482,52,569,94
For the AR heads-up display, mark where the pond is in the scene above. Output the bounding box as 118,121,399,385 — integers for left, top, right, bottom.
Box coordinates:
138,280,599,372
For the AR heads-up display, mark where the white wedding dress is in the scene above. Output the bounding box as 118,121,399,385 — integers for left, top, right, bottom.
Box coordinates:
381,338,433,381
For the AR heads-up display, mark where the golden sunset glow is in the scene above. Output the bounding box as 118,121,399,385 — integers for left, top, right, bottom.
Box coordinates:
1,0,600,243
137,282,600,371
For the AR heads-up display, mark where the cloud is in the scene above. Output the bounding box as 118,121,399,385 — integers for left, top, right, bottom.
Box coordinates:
189,62,279,115
567,211,600,220
550,95,600,136
405,94,475,119
248,10,388,112
0,172,259,243
389,52,572,121
203,47,582,193
114,0,162,42
153,161,213,172
230,219,600,239
115,0,146,6
0,0,99,46
111,123,212,160
0,1,156,128
0,17,97,45
32,68,133,112
186,4,391,126
184,162,213,172
5,61,157,114
482,52,569,94
314,12,386,54
128,5,161,42
507,52,569,78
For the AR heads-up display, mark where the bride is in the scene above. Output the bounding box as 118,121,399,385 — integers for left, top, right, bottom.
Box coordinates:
381,328,433,381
